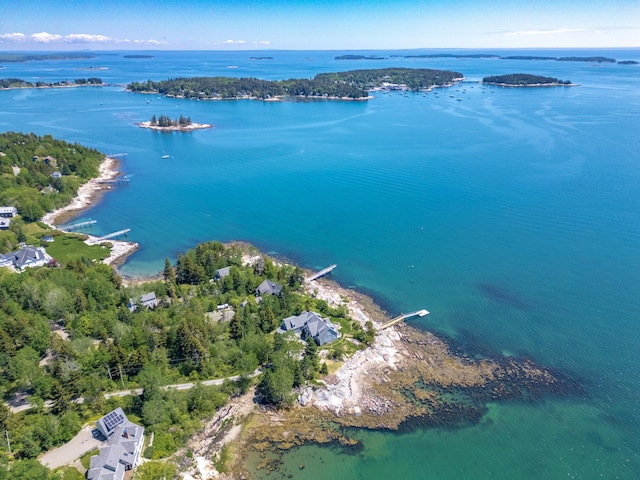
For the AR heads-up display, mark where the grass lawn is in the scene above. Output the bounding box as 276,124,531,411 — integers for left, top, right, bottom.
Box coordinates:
45,234,110,264
54,466,85,480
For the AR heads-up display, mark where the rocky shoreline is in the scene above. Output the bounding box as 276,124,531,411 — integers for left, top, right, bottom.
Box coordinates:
177,274,581,479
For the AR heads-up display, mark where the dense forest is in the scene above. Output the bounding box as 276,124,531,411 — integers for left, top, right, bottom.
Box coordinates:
0,132,103,251
0,240,370,477
482,73,571,86
0,78,103,89
127,68,464,100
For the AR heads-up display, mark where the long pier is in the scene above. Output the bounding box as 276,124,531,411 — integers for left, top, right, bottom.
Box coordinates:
306,264,337,282
61,219,97,231
380,309,429,330
95,228,131,241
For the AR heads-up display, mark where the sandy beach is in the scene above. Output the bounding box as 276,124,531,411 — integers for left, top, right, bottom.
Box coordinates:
41,156,140,268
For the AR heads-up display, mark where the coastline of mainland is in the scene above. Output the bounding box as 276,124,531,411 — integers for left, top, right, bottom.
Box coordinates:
38,156,582,479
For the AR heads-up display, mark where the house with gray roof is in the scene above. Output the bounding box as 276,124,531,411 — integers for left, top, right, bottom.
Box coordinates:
256,279,282,297
127,292,158,312
87,407,145,480
0,245,53,270
0,218,10,230
215,266,231,280
278,310,340,346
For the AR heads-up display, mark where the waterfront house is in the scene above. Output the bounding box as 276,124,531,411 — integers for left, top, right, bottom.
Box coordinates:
278,310,340,345
0,218,10,230
256,279,282,297
127,292,158,312
0,246,53,270
0,206,17,218
87,408,145,480
215,266,231,280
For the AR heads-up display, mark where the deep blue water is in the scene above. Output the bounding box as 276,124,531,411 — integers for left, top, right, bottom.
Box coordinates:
1,49,639,479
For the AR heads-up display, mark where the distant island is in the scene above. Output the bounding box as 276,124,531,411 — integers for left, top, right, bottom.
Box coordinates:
482,73,572,87
618,60,639,65
0,53,96,63
337,53,630,63
123,54,155,59
127,68,464,100
0,77,104,89
336,55,386,60
249,56,273,60
138,114,212,131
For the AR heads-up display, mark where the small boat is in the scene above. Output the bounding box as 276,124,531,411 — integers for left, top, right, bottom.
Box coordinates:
161,153,170,159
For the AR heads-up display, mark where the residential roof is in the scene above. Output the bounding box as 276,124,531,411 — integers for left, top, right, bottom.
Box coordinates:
88,408,145,480
2,246,53,269
0,206,17,217
0,218,10,229
127,292,158,312
215,266,231,279
279,310,340,345
256,279,282,296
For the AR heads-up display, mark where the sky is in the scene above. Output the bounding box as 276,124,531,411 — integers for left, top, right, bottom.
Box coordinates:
1,0,639,51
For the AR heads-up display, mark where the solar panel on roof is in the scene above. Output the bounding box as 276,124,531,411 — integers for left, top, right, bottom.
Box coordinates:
103,410,125,431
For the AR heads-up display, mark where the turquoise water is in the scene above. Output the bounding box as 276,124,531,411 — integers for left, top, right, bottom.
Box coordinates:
1,49,639,478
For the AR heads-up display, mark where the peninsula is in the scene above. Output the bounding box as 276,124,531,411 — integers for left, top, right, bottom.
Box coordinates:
0,77,104,89
0,133,582,480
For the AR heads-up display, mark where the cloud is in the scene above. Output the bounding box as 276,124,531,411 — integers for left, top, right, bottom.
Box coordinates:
0,32,26,42
0,31,165,46
31,31,63,43
222,39,246,45
255,40,271,45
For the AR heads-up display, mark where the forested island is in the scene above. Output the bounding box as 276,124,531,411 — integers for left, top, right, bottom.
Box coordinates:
0,77,104,89
0,53,96,63
138,114,212,131
482,73,572,86
127,68,464,100
340,53,626,63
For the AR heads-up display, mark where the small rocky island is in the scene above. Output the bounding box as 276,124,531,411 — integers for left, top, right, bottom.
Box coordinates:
138,114,212,131
482,73,572,86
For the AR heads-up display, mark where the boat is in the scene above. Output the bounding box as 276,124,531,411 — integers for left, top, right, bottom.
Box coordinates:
161,153,170,159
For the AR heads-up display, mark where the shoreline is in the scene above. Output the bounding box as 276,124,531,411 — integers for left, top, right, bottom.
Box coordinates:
40,156,140,268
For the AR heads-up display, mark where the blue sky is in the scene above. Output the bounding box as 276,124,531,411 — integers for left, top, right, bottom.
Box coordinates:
1,0,638,50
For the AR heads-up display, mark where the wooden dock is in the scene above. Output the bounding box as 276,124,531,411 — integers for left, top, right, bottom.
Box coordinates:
97,177,130,186
95,228,131,241
306,264,337,282
61,219,97,231
380,309,429,330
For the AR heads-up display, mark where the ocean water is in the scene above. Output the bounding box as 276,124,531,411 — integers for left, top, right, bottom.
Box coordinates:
1,49,639,479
